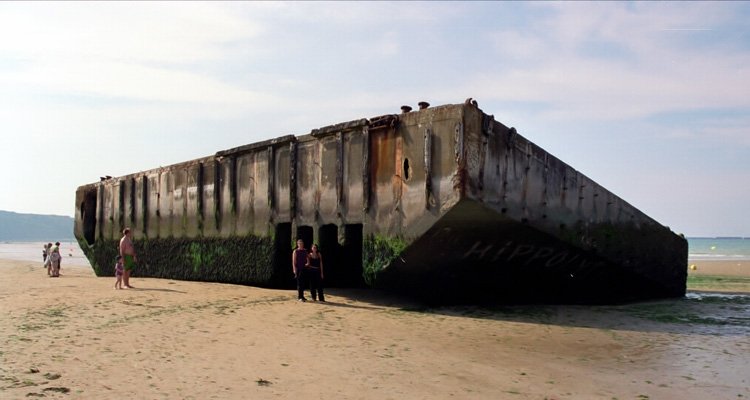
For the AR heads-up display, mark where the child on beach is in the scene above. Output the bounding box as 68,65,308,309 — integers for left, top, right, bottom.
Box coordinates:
114,255,124,289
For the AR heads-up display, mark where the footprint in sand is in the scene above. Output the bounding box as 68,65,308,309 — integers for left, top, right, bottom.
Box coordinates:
43,387,71,394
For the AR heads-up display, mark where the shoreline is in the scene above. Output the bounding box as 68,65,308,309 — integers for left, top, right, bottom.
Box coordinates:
1,257,748,399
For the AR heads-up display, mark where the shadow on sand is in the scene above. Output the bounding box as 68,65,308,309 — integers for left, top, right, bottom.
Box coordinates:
325,288,750,337
122,287,187,294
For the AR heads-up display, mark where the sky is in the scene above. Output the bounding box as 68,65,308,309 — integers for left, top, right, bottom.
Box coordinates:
0,2,748,237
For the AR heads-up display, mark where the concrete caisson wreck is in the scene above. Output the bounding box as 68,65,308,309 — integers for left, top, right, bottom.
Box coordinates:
74,101,687,304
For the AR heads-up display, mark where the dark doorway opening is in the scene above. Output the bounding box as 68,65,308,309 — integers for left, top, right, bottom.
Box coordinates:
82,189,97,245
343,224,365,287
318,224,341,286
274,223,292,287
296,226,313,250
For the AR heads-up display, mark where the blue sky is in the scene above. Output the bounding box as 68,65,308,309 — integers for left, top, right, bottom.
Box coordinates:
0,2,748,237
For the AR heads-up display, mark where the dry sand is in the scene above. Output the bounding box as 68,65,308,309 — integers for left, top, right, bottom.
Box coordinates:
1,259,748,400
687,259,748,277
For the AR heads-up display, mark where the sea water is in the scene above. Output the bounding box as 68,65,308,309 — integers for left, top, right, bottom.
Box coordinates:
687,237,750,261
0,241,91,266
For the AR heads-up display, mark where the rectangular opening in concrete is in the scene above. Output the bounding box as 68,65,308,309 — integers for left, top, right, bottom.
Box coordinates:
274,223,292,287
343,224,364,287
318,224,340,286
81,188,98,245
296,226,314,251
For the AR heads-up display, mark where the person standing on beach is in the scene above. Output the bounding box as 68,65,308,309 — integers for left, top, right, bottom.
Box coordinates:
44,242,53,275
114,255,124,289
292,239,309,302
306,244,325,302
54,241,62,275
119,228,137,289
49,243,61,277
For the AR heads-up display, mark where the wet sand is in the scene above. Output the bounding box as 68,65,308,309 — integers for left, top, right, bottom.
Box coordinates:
1,258,748,399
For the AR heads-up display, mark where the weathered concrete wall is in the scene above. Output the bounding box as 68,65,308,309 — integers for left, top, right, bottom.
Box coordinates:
370,104,686,303
75,102,686,303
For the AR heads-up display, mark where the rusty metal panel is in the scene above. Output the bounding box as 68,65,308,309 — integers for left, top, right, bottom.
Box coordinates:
368,124,399,235
392,113,427,235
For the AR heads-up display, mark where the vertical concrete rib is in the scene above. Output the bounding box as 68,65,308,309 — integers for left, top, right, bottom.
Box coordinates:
197,163,204,222
214,161,221,231
129,177,136,225
118,182,125,232
230,156,237,215
97,184,104,239
453,122,466,197
424,127,432,209
336,131,344,213
362,126,370,213
141,176,149,236
267,146,275,217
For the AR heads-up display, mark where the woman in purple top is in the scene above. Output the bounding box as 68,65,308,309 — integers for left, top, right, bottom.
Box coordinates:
306,244,325,302
292,239,309,302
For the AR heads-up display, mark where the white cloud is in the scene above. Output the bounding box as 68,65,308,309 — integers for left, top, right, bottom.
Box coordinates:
0,2,261,64
1,59,271,107
0,2,275,107
463,3,750,123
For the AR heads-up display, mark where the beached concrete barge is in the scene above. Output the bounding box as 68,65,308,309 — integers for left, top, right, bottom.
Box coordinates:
74,101,687,304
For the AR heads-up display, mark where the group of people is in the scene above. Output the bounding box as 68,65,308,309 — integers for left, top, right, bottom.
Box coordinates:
42,242,63,277
74,227,327,299
292,239,325,302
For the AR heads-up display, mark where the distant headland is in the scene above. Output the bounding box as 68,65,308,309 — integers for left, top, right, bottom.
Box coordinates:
0,210,74,242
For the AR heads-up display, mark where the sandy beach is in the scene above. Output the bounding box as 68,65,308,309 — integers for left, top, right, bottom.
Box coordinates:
1,258,748,400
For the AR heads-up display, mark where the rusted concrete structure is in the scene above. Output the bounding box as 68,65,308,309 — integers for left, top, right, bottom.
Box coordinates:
74,101,687,304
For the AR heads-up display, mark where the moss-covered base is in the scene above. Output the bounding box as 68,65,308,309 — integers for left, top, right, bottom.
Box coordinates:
79,235,293,288
362,234,408,286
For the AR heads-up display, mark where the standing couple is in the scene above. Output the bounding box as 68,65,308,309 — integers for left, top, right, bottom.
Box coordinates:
44,242,62,277
292,239,325,302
